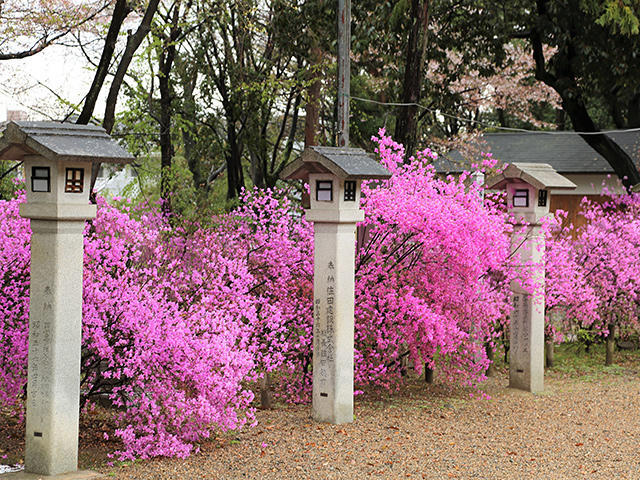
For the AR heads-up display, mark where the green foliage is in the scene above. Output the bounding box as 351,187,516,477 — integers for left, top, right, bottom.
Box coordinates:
551,342,640,378
582,0,640,35
110,152,233,224
576,327,601,351
103,0,640,204
524,0,640,129
0,161,23,200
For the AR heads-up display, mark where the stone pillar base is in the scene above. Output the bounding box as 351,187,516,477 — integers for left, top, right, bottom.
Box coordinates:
0,470,101,479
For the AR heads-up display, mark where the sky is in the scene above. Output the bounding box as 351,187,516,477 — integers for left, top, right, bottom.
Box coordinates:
0,44,103,122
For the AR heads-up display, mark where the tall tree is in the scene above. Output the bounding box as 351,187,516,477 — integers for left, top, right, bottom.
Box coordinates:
351,0,518,148
522,0,640,188
75,0,161,197
192,0,310,198
394,0,430,160
0,0,112,60
155,0,194,207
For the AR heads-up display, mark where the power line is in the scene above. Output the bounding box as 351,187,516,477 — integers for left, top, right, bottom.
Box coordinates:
5,87,640,137
348,94,640,136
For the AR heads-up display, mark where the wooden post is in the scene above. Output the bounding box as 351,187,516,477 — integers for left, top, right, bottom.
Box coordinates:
337,0,350,147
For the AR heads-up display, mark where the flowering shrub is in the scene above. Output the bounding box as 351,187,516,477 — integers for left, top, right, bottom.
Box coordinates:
0,196,30,414
216,189,315,403
81,199,259,459
354,131,513,389
545,194,640,344
0,198,260,459
0,131,521,458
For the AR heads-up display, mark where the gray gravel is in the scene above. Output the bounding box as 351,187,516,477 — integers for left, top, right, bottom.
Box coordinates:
103,366,640,480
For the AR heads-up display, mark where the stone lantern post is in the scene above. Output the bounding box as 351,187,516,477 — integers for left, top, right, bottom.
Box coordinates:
281,146,390,424
0,121,133,477
486,163,575,393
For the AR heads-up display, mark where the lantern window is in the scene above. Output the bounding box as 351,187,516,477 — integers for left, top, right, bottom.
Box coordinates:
538,189,548,207
31,167,51,193
513,189,529,207
65,168,84,193
316,180,333,202
344,180,357,201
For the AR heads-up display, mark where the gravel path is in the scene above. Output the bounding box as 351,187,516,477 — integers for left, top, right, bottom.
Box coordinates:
104,364,640,480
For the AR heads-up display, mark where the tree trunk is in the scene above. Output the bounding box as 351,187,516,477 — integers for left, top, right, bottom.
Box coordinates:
627,94,640,128
394,0,430,161
260,373,273,410
565,98,640,189
158,5,182,212
304,46,323,147
485,343,495,377
503,329,510,364
530,7,640,190
82,0,161,200
425,364,434,384
77,0,130,204
102,0,161,133
159,65,174,211
555,109,566,130
77,0,131,125
178,60,201,190
249,149,266,189
497,109,507,128
606,323,616,366
273,92,302,184
225,123,245,200
545,340,554,368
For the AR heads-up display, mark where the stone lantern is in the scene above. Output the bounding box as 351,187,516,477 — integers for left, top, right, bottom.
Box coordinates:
486,163,575,393
0,121,133,477
281,146,390,424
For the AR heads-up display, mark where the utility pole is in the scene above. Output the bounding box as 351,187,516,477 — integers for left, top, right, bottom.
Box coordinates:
337,0,350,147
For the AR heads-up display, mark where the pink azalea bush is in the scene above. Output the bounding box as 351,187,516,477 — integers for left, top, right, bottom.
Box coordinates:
545,194,640,342
354,131,513,389
0,192,314,458
1,131,528,459
216,189,315,403
82,199,259,459
0,197,263,459
0,196,30,414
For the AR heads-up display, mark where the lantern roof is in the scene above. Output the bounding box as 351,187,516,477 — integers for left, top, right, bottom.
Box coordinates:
485,162,576,190
0,121,134,164
281,146,391,180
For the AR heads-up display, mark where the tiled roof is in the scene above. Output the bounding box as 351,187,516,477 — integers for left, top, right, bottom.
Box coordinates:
434,132,640,174
281,146,391,180
486,162,577,190
0,121,133,164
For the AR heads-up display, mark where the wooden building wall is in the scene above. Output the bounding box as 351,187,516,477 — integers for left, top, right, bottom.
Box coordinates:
549,194,605,230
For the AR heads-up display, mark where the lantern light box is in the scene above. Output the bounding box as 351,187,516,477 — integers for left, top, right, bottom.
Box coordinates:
282,145,391,222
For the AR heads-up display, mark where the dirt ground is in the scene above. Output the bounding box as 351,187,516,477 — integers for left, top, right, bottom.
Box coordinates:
2,348,639,479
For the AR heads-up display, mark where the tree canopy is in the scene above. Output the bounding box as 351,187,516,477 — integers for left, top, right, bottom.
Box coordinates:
3,0,640,201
